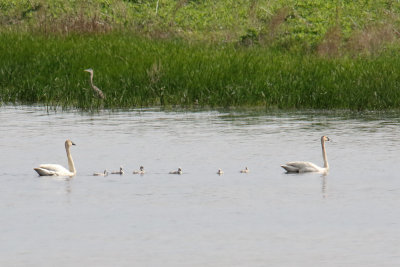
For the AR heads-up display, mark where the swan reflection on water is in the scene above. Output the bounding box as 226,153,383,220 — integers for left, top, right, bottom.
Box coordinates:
321,175,328,199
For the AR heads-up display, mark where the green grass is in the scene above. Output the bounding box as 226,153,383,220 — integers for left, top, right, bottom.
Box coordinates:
2,33,400,110
2,0,400,51
2,1,400,111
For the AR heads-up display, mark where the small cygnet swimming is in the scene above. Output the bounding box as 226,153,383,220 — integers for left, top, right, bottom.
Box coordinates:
169,167,182,175
111,166,124,175
93,170,108,176
240,167,249,173
133,166,145,175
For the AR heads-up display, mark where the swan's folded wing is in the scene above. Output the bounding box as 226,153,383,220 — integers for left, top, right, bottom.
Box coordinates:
282,161,321,172
39,164,69,173
286,161,318,168
34,167,57,176
280,164,299,172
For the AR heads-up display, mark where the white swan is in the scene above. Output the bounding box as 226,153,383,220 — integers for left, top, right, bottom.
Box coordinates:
133,166,145,174
93,170,108,176
217,168,224,175
34,139,76,177
281,136,330,173
169,167,182,175
240,167,249,173
111,166,124,175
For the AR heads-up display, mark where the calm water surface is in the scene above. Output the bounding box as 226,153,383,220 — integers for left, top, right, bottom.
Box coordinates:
1,106,399,266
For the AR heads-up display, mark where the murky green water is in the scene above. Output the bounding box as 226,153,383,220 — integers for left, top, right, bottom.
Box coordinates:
1,106,399,266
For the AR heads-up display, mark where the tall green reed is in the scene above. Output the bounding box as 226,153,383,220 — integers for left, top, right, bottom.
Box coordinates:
1,33,400,110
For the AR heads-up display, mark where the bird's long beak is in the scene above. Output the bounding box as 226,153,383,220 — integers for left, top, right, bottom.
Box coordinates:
72,142,76,146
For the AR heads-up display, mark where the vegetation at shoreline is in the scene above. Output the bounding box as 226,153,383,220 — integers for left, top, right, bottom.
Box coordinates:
2,33,400,110
2,1,400,110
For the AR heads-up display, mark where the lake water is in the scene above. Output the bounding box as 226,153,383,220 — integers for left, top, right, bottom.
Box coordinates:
1,106,399,266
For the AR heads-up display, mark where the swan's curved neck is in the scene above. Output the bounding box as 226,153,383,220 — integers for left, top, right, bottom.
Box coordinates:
65,143,76,175
321,139,329,169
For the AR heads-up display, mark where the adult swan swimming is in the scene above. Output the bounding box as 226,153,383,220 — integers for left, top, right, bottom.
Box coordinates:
34,139,77,177
281,136,330,174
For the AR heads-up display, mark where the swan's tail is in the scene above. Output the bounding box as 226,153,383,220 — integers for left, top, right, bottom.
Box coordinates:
34,168,56,176
280,165,299,173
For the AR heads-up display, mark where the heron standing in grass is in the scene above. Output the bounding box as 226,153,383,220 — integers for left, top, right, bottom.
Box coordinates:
84,68,105,99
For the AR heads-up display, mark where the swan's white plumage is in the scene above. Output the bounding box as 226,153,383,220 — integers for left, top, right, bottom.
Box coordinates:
34,140,76,177
281,136,330,174
36,164,71,175
281,161,325,173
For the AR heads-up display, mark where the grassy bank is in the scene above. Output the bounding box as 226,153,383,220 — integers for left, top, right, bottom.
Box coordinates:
2,0,400,53
2,33,400,110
